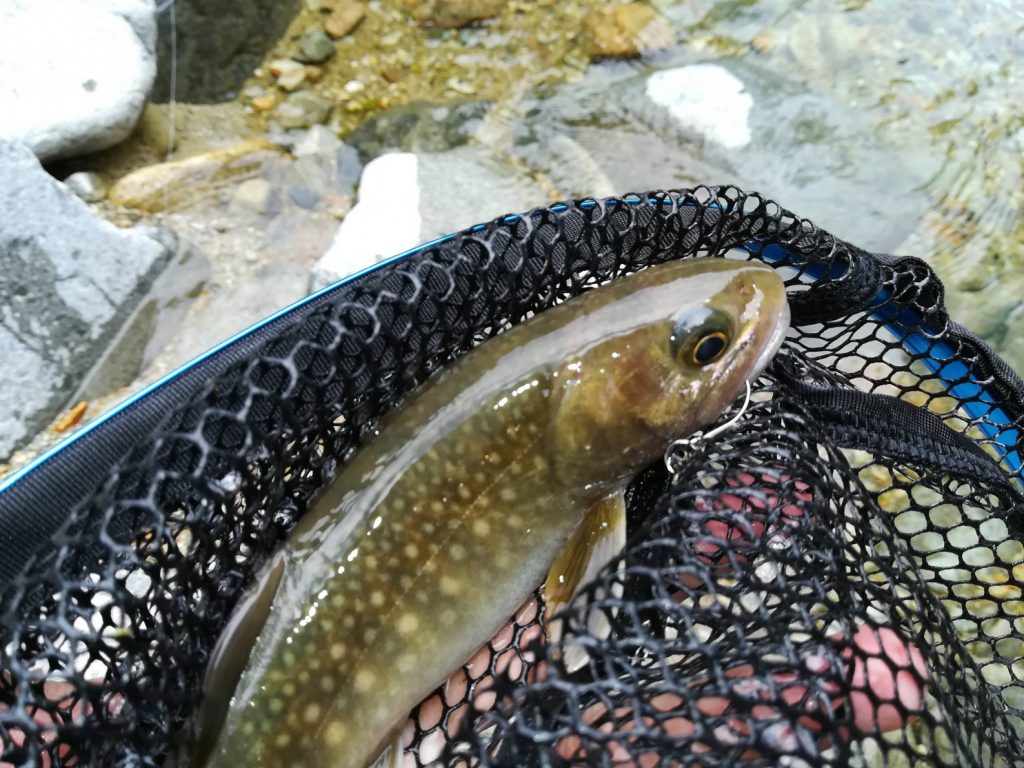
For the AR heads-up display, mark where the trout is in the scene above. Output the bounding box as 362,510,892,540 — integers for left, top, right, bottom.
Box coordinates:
194,258,791,767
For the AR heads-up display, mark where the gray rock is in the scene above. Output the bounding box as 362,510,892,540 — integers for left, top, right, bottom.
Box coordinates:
63,172,108,203
311,145,545,289
229,178,275,216
72,230,210,403
292,27,337,64
345,100,490,162
0,141,172,459
0,0,157,161
289,186,322,210
276,91,335,130
153,0,300,103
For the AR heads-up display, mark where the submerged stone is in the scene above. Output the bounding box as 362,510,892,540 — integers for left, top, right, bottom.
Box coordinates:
401,0,504,29
582,3,676,59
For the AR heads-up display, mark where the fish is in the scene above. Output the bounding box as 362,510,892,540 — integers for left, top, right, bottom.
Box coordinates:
192,257,791,767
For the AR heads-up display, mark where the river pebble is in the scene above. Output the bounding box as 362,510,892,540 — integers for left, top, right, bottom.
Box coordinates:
324,0,367,38
292,26,337,64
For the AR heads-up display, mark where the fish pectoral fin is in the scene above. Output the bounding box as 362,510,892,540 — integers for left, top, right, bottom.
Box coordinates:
543,491,626,671
365,730,404,768
193,553,287,765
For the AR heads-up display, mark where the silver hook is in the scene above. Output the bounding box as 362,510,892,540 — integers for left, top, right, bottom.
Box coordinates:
664,380,753,475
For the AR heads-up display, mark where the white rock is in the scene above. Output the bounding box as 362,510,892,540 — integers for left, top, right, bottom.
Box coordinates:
646,64,754,149
312,152,421,290
0,0,157,161
311,147,546,290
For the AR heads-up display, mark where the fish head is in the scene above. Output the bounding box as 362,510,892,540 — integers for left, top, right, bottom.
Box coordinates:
652,260,791,436
549,259,790,493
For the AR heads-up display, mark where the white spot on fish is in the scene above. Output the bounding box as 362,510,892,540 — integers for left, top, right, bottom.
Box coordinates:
397,614,419,635
304,703,322,724
440,576,461,596
325,722,346,747
355,669,376,691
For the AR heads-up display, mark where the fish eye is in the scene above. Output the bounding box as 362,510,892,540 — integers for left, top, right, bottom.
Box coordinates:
670,307,734,367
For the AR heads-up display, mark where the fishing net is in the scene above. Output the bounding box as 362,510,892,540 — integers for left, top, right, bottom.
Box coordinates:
2,186,1023,767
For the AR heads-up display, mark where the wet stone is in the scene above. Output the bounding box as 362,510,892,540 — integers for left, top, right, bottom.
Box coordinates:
345,100,489,161
582,2,676,59
292,26,337,64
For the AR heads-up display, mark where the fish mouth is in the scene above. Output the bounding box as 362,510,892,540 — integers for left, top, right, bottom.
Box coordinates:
748,292,791,382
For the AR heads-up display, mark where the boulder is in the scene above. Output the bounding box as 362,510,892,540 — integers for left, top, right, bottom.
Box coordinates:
0,141,172,460
311,146,545,289
0,0,157,161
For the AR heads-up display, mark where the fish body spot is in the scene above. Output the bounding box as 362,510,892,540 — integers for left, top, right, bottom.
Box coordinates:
324,722,346,747
440,576,462,596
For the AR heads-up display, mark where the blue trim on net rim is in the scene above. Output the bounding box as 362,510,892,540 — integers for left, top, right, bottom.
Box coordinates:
2,195,1018,496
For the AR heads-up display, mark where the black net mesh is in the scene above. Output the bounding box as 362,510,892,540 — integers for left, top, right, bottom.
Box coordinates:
2,186,1023,767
